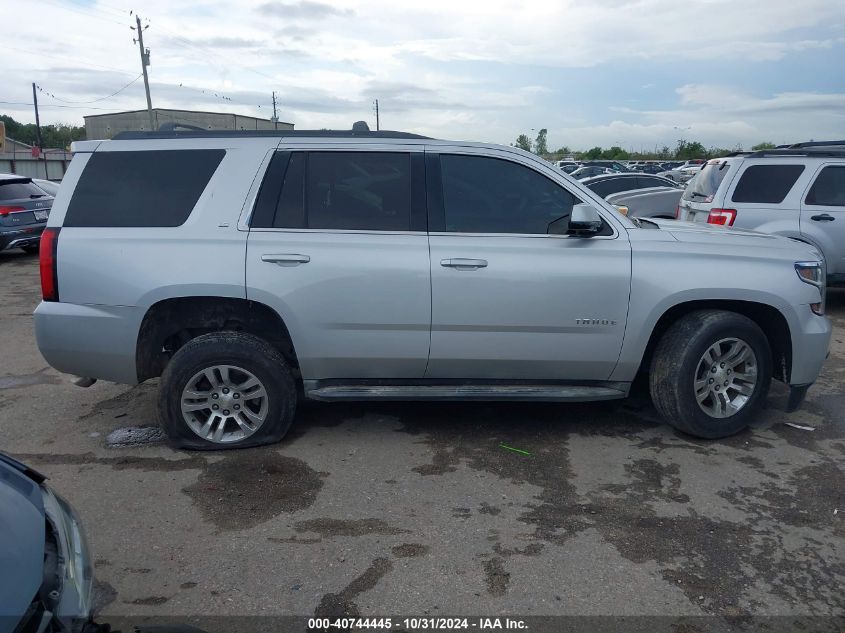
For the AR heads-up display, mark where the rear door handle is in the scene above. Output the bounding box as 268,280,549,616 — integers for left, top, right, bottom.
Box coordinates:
440,258,488,270
261,254,310,266
811,214,835,222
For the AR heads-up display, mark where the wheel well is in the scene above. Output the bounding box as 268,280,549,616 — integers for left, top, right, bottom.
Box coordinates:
640,300,792,383
136,297,298,382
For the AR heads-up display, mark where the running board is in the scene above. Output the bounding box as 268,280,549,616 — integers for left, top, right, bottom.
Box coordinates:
304,383,628,402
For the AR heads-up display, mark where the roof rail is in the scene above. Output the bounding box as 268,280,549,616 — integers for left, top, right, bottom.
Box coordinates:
744,148,845,158
783,140,845,149
111,128,431,141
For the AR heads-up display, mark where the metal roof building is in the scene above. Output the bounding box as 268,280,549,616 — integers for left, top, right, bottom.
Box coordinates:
84,108,294,140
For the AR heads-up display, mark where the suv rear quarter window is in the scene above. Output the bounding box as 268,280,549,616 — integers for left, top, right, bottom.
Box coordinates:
64,149,225,227
730,164,805,204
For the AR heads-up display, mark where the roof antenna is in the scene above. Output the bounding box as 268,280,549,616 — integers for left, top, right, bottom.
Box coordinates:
352,120,370,133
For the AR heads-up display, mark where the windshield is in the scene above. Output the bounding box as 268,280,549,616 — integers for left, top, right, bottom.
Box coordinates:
682,161,731,202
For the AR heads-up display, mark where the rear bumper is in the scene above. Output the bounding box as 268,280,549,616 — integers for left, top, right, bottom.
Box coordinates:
0,224,45,250
34,301,140,384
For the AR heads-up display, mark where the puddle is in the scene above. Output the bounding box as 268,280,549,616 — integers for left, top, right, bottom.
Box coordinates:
182,447,324,530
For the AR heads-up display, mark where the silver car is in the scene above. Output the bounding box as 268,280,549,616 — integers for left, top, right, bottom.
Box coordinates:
34,125,831,449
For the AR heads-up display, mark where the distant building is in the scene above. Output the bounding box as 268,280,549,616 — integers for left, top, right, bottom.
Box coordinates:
84,108,294,140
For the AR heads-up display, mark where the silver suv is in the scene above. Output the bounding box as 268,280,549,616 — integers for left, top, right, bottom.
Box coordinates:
34,127,831,449
678,145,845,285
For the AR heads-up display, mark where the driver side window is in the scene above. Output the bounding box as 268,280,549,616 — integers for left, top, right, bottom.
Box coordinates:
440,154,581,234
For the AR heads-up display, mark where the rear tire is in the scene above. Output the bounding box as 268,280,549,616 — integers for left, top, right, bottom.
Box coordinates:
158,331,297,450
649,310,772,439
22,245,39,254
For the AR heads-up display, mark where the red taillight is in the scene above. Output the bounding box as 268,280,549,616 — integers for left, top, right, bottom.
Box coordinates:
0,206,25,216
40,228,60,302
707,208,737,226
675,204,681,219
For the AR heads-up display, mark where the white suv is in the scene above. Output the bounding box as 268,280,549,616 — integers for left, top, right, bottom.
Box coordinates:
678,144,845,285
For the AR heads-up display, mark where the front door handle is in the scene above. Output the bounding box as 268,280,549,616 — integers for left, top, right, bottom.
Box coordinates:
811,214,835,222
261,254,311,266
440,258,488,270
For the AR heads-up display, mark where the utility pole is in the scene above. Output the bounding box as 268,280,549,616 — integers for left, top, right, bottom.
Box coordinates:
271,91,278,130
32,82,47,177
31,82,44,150
373,99,379,131
134,15,154,131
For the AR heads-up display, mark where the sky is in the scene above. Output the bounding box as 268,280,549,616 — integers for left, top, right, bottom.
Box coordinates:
3,0,845,150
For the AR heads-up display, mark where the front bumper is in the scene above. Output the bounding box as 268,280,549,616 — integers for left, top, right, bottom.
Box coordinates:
789,310,832,386
0,223,45,251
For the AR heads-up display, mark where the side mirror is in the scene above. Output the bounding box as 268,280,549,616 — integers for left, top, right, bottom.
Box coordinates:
567,203,603,236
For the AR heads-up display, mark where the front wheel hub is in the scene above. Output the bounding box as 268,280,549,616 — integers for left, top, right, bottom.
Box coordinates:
693,337,758,419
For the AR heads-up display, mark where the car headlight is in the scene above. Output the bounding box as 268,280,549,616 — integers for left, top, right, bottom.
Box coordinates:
42,488,94,624
795,261,825,315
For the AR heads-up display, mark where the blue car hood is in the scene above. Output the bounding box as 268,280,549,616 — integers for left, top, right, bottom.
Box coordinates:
0,455,45,633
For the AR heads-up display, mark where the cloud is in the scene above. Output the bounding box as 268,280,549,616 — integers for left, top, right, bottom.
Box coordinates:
257,0,354,20
2,0,844,150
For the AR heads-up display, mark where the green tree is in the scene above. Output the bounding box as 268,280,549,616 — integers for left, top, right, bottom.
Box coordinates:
674,139,706,160
751,141,776,150
1,114,85,148
534,128,548,155
583,146,603,159
514,134,533,152
601,146,629,160
555,146,571,155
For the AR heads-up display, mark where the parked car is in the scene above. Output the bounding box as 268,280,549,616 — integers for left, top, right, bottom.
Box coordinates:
570,165,614,179
560,163,580,174
605,187,684,219
580,173,680,198
581,160,632,173
34,125,829,448
639,163,669,175
580,173,682,219
659,164,702,184
0,453,98,633
34,179,61,197
0,174,54,254
678,146,845,285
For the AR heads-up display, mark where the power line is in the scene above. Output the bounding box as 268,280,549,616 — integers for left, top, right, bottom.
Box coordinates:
0,101,128,112
36,75,143,104
41,0,128,26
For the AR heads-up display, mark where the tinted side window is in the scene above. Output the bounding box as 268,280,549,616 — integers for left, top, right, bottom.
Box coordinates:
65,150,224,227
275,153,306,228
306,152,410,231
589,178,629,198
731,164,805,204
440,155,580,234
806,166,845,206
638,176,669,188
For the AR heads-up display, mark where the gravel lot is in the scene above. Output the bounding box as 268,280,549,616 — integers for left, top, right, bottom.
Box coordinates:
1,249,843,629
